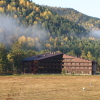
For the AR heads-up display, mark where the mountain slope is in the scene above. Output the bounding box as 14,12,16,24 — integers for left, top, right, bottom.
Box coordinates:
46,6,100,30
0,0,87,37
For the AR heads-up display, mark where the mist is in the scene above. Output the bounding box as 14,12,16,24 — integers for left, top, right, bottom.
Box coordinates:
89,30,100,39
0,14,48,49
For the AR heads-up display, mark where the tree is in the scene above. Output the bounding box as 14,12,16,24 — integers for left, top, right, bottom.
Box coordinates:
81,50,87,59
67,50,76,56
0,43,8,74
87,51,95,60
9,42,26,74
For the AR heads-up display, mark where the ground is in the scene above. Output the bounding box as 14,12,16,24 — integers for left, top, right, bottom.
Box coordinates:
0,74,100,100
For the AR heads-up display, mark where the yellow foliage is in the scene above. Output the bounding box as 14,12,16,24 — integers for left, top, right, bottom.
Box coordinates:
29,20,32,24
42,23,45,27
29,5,33,10
7,4,12,10
26,1,30,8
42,11,52,17
61,42,63,45
26,16,29,19
35,7,40,12
87,51,92,59
50,37,53,41
43,12,47,16
22,8,26,12
36,17,40,21
12,7,16,11
27,37,34,43
19,0,25,5
29,11,34,16
18,36,26,44
64,37,68,41
35,38,38,42
47,11,52,15
10,1,16,7
0,7,4,12
46,44,51,48
7,54,13,62
28,43,34,47
17,7,20,11
0,1,6,6
14,15,17,18
89,37,95,40
45,16,49,19
34,21,37,24
40,13,43,17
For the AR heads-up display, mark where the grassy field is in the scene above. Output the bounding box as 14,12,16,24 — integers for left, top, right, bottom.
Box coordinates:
0,74,100,100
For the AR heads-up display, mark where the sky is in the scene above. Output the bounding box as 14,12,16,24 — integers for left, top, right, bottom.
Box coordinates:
32,0,100,18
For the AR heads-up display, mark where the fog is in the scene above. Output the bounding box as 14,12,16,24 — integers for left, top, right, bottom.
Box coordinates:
0,14,48,49
89,30,100,39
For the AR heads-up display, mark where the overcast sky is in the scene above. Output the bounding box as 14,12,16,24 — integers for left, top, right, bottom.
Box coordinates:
32,0,100,18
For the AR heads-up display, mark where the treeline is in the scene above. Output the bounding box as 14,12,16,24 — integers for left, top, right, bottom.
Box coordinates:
46,6,100,30
0,0,100,74
0,0,87,37
1,36,100,74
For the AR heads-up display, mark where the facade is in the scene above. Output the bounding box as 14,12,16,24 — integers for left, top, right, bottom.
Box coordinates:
22,52,97,75
22,52,63,74
62,54,97,75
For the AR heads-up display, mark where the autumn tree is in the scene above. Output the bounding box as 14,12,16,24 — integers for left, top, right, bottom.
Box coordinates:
0,43,8,74
9,42,26,73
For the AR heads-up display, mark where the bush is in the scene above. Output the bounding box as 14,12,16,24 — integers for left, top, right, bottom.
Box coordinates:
61,68,66,75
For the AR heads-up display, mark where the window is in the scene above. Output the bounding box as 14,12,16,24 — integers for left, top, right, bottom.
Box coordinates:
66,67,69,69
80,63,83,65
67,59,69,61
84,63,87,65
89,67,91,69
64,63,66,65
68,63,71,65
72,63,75,65
72,67,75,69
76,67,79,69
76,63,79,65
84,67,88,69
80,67,83,69
81,71,84,74
89,71,91,74
88,63,92,65
72,59,74,61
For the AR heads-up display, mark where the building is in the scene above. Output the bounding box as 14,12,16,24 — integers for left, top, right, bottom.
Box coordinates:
22,52,63,74
22,52,97,75
62,54,97,75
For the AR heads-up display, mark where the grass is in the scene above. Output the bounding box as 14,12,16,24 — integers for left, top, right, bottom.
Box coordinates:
0,74,100,100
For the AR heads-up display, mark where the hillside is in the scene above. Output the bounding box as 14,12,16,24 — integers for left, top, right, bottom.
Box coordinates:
0,0,87,37
1,0,100,74
46,6,100,30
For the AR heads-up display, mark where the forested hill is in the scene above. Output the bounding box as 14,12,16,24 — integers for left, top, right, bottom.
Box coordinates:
46,6,100,30
1,0,100,74
0,0,87,37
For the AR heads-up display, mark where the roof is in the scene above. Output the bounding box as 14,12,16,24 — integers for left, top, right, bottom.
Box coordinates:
22,52,63,61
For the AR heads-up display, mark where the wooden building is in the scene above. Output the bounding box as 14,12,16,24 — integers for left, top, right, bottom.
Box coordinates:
22,52,97,75
62,54,97,75
22,52,63,74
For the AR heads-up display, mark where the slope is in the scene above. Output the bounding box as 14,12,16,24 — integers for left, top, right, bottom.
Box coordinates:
46,6,100,30
0,0,87,37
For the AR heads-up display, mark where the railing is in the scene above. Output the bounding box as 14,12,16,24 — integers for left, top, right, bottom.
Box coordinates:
62,64,92,67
